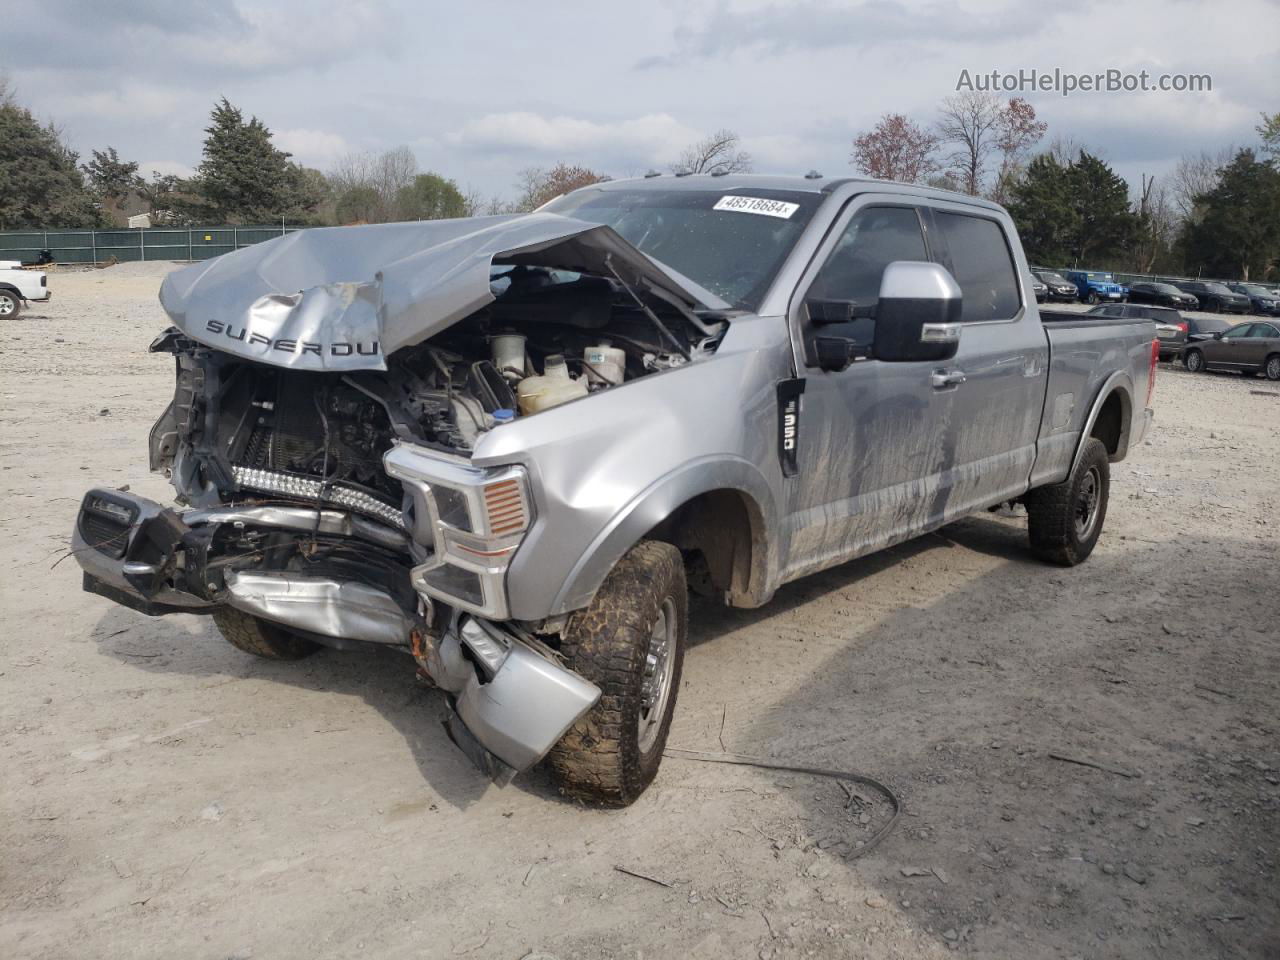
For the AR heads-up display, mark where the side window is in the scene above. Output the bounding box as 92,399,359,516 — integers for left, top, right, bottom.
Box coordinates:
807,206,926,305
1250,323,1278,338
933,212,1020,322
1226,324,1252,338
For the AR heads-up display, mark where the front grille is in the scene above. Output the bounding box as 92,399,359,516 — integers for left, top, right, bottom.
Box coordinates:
79,511,130,557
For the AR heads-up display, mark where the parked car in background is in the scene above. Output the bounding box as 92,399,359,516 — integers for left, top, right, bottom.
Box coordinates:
1032,269,1079,302
1126,281,1199,310
1065,270,1127,304
1028,273,1047,303
1086,303,1186,360
1182,320,1280,380
0,260,51,317
1174,281,1250,314
1181,314,1236,343
1226,283,1280,316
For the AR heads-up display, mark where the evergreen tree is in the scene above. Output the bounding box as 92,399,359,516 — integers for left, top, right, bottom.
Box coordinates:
186,98,321,223
1184,149,1280,280
82,147,141,203
0,96,103,228
1007,150,1140,267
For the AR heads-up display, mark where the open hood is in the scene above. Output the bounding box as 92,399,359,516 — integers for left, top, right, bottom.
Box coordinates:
158,213,713,372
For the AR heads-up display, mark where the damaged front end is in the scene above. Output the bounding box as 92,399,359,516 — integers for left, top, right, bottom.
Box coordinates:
72,213,721,782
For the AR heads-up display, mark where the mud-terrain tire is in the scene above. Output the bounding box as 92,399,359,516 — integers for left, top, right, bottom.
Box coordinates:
0,290,20,318
1183,348,1205,373
212,607,319,660
1265,354,1280,381
1025,437,1110,566
548,540,687,806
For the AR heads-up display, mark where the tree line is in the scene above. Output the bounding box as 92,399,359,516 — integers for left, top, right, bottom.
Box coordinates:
849,92,1280,281
0,82,751,232
2,76,1274,281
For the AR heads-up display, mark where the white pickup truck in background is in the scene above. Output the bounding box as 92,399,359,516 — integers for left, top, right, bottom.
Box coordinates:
0,260,51,316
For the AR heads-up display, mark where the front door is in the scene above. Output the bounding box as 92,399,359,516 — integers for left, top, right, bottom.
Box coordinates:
782,199,953,580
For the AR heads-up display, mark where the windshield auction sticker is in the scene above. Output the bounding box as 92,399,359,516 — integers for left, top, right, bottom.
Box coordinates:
713,195,800,219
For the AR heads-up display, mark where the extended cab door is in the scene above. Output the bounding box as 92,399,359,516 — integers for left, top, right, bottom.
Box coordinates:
921,204,1048,511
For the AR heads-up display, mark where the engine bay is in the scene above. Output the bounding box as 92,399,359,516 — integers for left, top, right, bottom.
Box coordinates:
151,264,725,517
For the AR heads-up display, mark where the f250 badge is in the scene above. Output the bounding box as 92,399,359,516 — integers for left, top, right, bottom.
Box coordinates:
776,378,805,477
204,319,380,357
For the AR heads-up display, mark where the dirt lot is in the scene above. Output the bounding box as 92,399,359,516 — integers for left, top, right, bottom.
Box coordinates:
2,262,1277,960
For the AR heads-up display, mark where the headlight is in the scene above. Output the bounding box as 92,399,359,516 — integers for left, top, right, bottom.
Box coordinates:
383,443,533,619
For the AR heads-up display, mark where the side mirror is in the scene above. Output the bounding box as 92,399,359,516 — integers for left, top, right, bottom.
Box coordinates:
872,261,963,363
1213,331,1224,340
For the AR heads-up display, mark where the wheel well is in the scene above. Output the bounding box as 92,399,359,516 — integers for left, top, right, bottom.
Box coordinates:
1090,389,1129,459
0,283,21,295
646,489,766,607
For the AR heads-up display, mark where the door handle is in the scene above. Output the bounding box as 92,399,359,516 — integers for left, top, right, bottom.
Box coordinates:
931,369,967,388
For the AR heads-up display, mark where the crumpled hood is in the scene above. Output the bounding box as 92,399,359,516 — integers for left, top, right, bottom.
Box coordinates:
158,213,711,372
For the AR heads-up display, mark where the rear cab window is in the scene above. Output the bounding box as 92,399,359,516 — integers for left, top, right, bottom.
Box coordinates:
930,211,1021,322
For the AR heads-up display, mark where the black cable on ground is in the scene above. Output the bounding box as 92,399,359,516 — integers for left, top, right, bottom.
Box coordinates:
663,747,902,860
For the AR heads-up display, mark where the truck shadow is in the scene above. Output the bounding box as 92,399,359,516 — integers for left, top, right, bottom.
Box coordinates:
83,512,1030,813
684,517,1277,959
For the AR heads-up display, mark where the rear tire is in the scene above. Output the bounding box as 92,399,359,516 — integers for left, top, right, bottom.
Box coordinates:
0,290,20,318
212,608,320,660
548,540,687,806
1025,438,1110,566
1266,354,1280,381
1183,349,1205,373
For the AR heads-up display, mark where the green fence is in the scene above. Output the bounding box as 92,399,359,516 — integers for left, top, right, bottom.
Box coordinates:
0,225,306,265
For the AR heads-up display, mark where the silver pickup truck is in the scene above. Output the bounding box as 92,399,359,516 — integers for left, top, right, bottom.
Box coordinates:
72,176,1156,804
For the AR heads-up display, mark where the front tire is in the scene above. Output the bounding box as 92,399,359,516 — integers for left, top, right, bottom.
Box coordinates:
1024,438,1110,566
548,540,687,806
0,290,20,318
212,608,320,660
1184,349,1205,373
1086,292,1099,305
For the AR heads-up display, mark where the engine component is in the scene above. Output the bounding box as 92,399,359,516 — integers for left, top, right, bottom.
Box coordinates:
491,332,527,379
517,355,588,414
583,342,626,386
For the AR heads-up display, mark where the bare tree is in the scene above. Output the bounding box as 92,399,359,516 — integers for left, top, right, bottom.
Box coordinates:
1133,175,1177,272
1045,135,1083,167
515,163,609,211
936,92,1004,196
1170,146,1234,221
850,114,939,184
989,97,1047,204
327,146,418,222
670,129,752,175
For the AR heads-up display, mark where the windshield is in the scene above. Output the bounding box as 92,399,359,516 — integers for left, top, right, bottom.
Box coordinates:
1150,284,1181,294
543,187,822,310
1237,284,1269,295
1040,272,1067,283
1204,282,1232,295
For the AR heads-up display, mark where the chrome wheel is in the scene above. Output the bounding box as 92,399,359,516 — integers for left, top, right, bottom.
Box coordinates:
1075,466,1102,541
0,295,15,317
638,597,676,754
1267,356,1280,381
1185,351,1204,373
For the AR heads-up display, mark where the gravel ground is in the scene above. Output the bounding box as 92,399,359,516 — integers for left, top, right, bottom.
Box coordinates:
2,262,1277,960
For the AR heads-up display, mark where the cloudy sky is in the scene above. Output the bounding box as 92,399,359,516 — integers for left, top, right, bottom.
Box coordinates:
7,0,1278,201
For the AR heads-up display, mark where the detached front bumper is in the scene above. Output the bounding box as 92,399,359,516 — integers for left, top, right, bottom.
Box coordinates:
72,487,599,779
